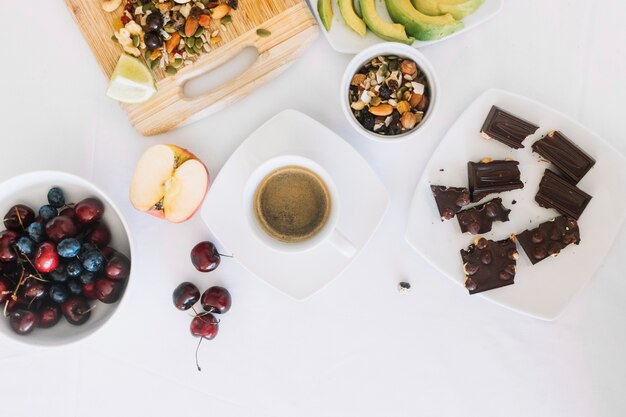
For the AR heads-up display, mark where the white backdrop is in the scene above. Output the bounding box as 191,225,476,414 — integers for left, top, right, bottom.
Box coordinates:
0,1,625,416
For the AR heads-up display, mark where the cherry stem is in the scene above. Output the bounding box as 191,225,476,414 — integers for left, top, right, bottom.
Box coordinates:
218,253,234,258
195,337,203,372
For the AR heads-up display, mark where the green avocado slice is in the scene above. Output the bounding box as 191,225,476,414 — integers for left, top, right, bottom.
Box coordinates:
359,0,414,45
318,0,333,31
338,0,367,37
385,0,463,41
412,0,484,20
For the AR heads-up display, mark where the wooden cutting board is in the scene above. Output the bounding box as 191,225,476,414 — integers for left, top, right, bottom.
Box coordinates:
65,0,318,136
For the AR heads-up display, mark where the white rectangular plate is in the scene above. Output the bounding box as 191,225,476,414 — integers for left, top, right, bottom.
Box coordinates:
405,89,626,320
310,0,503,54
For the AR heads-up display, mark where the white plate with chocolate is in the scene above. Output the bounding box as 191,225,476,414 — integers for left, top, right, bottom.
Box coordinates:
405,89,626,320
201,110,388,300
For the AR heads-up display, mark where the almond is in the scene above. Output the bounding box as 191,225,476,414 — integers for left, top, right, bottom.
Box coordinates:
408,93,422,108
198,14,212,27
184,8,200,37
211,4,230,19
368,104,393,117
400,60,417,75
165,32,181,54
416,95,429,111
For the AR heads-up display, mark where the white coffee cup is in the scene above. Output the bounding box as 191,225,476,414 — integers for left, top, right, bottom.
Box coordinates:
244,155,356,257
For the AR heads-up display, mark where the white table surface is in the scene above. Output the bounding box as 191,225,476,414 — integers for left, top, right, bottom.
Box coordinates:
1,1,625,416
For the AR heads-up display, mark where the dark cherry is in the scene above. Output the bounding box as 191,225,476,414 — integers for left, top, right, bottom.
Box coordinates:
94,277,124,304
3,205,35,230
34,242,59,273
74,198,104,224
0,230,18,262
9,309,39,335
4,297,24,314
82,281,97,300
0,229,18,244
87,223,111,248
59,207,77,220
190,241,223,272
21,279,46,300
201,286,231,314
190,313,219,339
0,276,14,303
45,215,78,242
38,302,61,328
61,297,92,325
105,253,130,280
172,282,200,311
101,246,117,260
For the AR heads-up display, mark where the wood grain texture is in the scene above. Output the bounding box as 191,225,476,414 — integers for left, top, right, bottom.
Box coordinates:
65,0,318,135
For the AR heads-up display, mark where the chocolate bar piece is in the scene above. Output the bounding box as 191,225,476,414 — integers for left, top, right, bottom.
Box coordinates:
468,159,524,202
457,198,511,234
535,169,592,220
517,216,580,265
460,236,518,294
480,106,539,149
532,130,595,184
430,185,470,221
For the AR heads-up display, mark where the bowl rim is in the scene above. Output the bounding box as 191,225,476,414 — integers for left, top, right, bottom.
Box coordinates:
0,170,134,348
340,42,440,143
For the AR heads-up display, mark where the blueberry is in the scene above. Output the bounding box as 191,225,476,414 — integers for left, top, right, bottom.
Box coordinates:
78,271,95,285
27,222,44,243
47,187,65,208
38,205,57,222
16,237,35,255
66,260,83,277
66,279,82,296
49,284,69,304
57,238,81,258
82,251,105,272
49,264,68,282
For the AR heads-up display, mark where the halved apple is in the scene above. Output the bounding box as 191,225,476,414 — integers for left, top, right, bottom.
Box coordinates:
130,144,209,223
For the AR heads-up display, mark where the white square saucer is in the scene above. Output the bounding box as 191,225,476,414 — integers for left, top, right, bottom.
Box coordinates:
201,110,388,300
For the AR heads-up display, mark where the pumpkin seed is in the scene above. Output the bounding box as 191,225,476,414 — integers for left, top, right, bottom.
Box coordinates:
132,34,140,48
150,59,160,70
144,49,152,60
185,45,195,55
194,27,204,38
185,37,195,47
221,15,232,24
193,43,202,53
194,38,203,48
172,58,183,68
256,28,271,37
165,66,177,75
111,34,118,43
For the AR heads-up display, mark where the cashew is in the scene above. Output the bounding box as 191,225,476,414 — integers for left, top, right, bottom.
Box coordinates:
102,0,122,13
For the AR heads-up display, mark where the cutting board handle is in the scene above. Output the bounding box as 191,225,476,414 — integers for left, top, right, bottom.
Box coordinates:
125,3,318,136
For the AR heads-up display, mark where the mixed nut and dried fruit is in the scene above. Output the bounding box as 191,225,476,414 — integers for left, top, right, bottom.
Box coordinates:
349,55,430,136
104,0,239,76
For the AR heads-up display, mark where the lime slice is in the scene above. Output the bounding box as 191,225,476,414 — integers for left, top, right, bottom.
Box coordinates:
106,54,157,104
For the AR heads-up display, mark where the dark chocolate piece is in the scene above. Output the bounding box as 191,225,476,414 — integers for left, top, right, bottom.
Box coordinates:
460,236,518,294
468,159,524,202
532,130,595,184
457,198,511,234
480,106,539,149
535,169,592,220
517,216,580,265
430,185,470,221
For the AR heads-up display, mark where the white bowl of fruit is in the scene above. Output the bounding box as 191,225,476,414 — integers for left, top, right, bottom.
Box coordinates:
0,171,133,346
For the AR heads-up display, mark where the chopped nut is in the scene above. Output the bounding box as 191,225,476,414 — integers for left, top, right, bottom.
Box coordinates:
397,100,411,114
400,112,419,129
411,82,425,95
369,104,393,116
360,90,371,104
211,4,231,19
370,96,382,107
481,157,493,163
165,32,181,54
351,101,366,110
210,36,222,44
102,0,122,13
351,73,366,86
408,93,422,107
400,59,417,75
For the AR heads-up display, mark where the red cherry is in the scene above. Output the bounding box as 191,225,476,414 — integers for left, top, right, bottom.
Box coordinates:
105,253,130,280
38,302,61,329
3,205,35,231
190,241,222,272
9,309,39,335
190,313,218,339
0,230,18,262
34,242,59,273
45,216,78,242
101,246,117,260
59,207,77,220
0,277,14,303
201,286,231,314
86,223,111,248
94,277,125,304
74,198,104,224
61,297,92,325
21,279,46,300
82,282,97,300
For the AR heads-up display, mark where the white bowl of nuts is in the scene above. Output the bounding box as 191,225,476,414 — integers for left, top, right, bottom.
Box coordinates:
341,43,439,142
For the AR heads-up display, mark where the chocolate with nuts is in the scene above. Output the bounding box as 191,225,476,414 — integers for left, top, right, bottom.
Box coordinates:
468,159,524,202
456,198,510,235
517,216,580,265
348,55,430,136
531,130,595,184
430,185,470,221
480,106,539,149
460,236,518,294
535,169,592,220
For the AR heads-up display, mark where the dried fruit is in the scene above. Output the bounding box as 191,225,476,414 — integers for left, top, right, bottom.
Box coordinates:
211,4,231,19
400,112,419,130
198,14,212,28
351,73,366,86
397,100,411,114
416,95,429,111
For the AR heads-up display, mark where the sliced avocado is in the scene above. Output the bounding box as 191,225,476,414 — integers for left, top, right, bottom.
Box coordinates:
318,0,333,32
359,0,414,45
338,0,367,37
412,0,484,20
385,0,463,41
